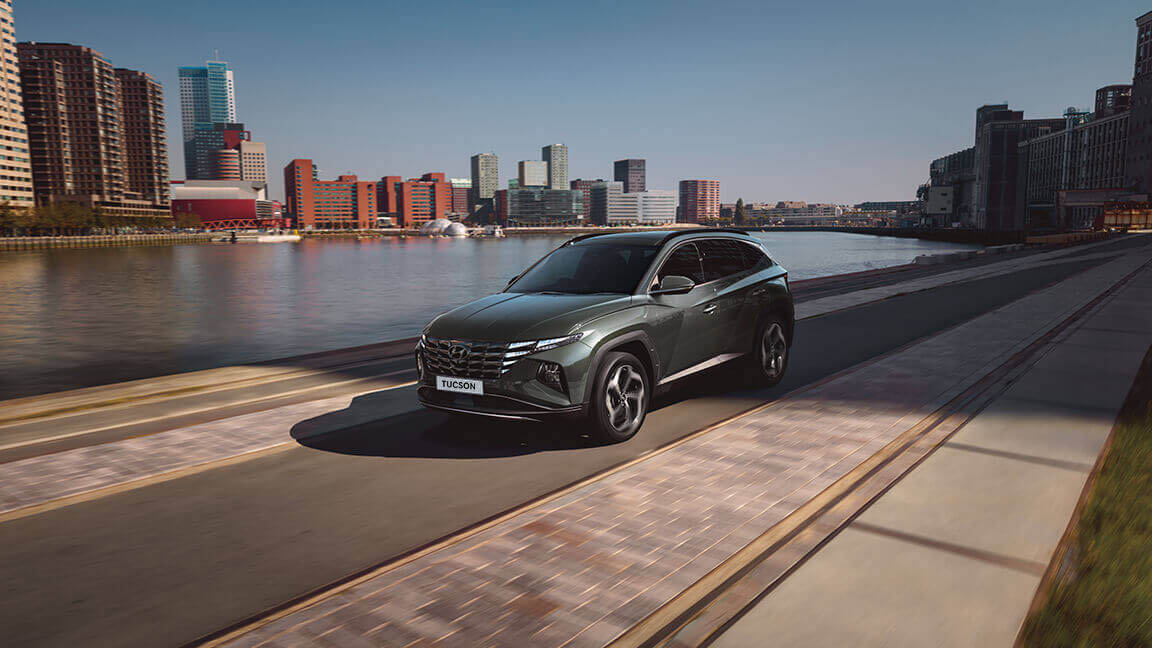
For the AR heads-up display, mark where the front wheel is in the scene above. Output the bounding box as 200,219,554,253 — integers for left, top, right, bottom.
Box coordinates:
588,351,649,443
752,316,789,387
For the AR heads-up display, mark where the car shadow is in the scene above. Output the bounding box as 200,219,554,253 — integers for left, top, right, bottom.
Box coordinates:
290,363,761,460
291,388,600,459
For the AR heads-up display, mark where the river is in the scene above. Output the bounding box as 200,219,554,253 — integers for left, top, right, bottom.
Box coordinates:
0,232,982,399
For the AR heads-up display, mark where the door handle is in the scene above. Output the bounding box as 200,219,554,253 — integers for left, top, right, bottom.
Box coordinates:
702,304,717,315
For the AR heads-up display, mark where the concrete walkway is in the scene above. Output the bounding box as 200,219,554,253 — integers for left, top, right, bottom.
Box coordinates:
713,250,1152,647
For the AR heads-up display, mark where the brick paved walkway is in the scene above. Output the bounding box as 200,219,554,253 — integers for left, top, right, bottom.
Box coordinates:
207,242,1151,646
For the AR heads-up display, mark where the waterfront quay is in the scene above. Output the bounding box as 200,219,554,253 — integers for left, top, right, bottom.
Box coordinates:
0,234,1149,647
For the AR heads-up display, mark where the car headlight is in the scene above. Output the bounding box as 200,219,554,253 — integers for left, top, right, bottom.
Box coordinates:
502,332,586,371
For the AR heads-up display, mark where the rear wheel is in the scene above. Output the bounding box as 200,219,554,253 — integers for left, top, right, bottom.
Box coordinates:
751,316,789,386
588,352,648,443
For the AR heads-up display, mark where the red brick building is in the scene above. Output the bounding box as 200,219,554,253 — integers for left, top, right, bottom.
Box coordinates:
378,172,451,228
283,159,375,229
678,179,721,223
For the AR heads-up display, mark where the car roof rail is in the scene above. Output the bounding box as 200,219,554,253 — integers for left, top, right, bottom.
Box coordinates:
563,232,613,245
657,228,752,246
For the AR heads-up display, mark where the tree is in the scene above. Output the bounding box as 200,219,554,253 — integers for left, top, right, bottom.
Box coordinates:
0,201,13,235
734,198,746,226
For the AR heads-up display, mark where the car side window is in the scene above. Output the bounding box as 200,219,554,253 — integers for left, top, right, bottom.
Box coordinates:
699,239,750,282
656,243,704,285
740,242,772,272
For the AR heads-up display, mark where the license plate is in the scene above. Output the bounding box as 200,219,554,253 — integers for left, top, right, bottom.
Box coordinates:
436,376,484,395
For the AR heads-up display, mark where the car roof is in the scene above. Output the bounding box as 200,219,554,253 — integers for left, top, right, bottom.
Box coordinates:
567,228,751,247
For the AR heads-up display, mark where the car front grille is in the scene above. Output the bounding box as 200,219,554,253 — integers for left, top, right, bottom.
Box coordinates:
421,338,510,380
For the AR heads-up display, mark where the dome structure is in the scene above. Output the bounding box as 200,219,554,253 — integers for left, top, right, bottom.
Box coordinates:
443,222,469,238
419,218,452,235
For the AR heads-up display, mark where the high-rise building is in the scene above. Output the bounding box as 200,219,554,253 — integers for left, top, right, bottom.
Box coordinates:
179,60,237,179
541,144,568,190
570,178,604,222
238,140,266,182
590,181,624,225
116,68,169,205
678,180,720,223
283,159,375,229
0,2,33,208
973,104,1065,230
614,159,646,193
470,153,498,204
1125,11,1152,194
450,178,471,214
518,160,548,187
18,42,125,203
187,122,247,180
17,42,170,218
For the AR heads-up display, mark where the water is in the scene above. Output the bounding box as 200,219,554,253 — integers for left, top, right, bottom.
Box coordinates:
0,232,981,399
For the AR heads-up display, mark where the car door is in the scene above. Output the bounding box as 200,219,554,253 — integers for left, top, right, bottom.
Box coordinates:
697,238,758,355
646,242,719,376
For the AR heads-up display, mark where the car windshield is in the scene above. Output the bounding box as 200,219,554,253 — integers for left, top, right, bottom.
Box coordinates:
508,242,659,295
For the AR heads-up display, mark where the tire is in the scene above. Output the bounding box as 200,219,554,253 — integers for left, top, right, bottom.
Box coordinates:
750,315,789,387
587,351,649,443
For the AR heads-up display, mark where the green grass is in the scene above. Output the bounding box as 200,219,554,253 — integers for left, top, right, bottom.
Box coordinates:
1019,348,1152,648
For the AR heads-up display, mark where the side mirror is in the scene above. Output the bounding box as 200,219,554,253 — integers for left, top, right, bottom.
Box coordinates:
652,275,695,295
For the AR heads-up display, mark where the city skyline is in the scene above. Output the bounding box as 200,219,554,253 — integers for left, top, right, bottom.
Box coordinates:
12,0,1151,205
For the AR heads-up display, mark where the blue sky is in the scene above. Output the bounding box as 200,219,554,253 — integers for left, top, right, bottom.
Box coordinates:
15,0,1150,203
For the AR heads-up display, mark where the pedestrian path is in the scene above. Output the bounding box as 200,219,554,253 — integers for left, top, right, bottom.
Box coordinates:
713,253,1152,647
205,239,1152,646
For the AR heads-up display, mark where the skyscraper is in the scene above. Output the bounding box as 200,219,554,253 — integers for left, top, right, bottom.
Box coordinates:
614,159,646,193
179,60,238,179
1125,11,1152,194
116,68,170,204
0,1,33,208
518,160,548,187
470,153,498,205
541,144,568,190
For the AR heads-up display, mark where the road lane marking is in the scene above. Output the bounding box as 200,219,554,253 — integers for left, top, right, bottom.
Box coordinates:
0,368,417,454
0,380,419,524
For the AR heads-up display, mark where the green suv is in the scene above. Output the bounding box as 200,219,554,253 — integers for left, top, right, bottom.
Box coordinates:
416,229,793,443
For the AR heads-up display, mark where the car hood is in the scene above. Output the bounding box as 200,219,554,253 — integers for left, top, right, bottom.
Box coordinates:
426,292,633,341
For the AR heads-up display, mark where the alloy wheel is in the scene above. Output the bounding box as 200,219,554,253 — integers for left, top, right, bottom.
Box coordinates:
761,322,787,380
604,364,645,434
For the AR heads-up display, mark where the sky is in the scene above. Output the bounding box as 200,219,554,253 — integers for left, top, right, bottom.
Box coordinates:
15,0,1151,204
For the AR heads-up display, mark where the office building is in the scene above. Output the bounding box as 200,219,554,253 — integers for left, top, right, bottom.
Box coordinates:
284,159,376,229
505,188,582,226
614,158,646,193
450,178,471,215
570,178,604,222
0,2,34,208
541,144,568,190
1096,84,1132,118
378,172,452,228
1125,11,1152,195
178,59,236,179
1018,102,1133,230
518,160,548,187
749,201,844,225
17,42,170,218
237,140,266,183
678,180,720,223
634,190,677,225
470,153,498,204
589,181,624,225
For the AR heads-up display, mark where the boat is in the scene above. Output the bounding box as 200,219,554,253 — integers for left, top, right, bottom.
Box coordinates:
470,225,506,238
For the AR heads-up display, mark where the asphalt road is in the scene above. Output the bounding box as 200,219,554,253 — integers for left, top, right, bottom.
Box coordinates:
0,250,1123,648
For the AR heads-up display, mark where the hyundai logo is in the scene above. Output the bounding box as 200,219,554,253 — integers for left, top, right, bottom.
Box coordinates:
448,344,469,361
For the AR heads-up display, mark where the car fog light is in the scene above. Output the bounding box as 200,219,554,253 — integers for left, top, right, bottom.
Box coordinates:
537,361,565,392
